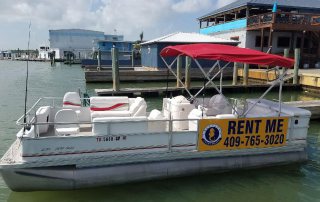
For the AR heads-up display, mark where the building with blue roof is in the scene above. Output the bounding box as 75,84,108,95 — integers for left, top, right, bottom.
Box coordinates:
198,0,320,67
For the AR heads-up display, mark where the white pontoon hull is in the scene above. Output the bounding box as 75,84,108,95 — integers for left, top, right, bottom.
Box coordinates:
1,146,307,191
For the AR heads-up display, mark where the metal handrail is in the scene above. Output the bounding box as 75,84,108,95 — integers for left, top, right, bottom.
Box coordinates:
16,97,91,125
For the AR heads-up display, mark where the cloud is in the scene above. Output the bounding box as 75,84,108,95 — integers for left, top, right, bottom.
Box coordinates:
171,0,214,13
0,0,236,48
216,0,237,8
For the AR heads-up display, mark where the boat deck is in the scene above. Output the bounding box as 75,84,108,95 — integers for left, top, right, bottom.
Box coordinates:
38,124,93,138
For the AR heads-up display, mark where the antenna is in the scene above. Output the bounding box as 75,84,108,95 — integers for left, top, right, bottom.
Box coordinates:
23,21,31,133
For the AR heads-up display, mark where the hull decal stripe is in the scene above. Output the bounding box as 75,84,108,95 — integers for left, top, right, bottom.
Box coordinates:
15,171,70,180
23,145,169,157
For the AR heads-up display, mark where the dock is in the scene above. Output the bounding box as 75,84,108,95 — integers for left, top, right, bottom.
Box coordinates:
238,68,320,93
85,67,233,82
284,100,320,119
95,83,301,96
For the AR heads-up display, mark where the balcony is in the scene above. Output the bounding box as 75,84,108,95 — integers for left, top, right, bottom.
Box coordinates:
247,12,320,31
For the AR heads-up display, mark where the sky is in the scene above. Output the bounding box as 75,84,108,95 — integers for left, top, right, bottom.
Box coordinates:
0,0,236,50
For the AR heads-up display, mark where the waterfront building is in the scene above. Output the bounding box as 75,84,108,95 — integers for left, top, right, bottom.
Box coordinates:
198,0,320,67
140,32,238,68
38,46,50,60
49,29,124,60
95,40,133,60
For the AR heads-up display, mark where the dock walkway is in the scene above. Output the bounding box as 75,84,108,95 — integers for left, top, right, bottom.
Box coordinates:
238,69,320,92
85,67,233,82
95,84,301,96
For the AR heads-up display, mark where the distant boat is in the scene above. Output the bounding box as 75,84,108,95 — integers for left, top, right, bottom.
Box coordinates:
0,44,311,191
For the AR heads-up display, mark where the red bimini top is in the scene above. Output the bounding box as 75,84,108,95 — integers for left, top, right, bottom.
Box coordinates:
160,44,294,68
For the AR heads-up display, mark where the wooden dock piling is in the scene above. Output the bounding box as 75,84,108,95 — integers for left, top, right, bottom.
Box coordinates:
293,48,300,85
131,50,135,67
98,49,102,70
112,48,120,91
232,62,238,85
282,48,290,74
243,64,249,85
284,49,289,58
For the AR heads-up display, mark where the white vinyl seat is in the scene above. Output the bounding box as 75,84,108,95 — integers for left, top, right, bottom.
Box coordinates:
62,92,82,119
54,109,80,136
63,92,81,108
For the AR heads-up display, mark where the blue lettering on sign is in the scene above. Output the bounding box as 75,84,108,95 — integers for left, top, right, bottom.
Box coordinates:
228,119,262,135
265,119,284,133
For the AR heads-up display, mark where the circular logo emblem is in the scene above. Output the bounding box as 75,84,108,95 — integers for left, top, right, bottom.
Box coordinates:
202,124,222,146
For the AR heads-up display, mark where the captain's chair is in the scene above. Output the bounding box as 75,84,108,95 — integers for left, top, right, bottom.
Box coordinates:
63,92,81,108
54,109,80,136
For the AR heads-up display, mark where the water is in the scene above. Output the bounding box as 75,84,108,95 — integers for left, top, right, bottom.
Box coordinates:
0,60,319,202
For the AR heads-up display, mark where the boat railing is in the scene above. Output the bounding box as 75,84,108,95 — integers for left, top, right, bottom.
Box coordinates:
15,97,200,139
26,118,201,146
16,97,91,126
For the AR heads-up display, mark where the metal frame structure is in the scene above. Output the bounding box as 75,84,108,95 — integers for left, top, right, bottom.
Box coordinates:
160,55,289,118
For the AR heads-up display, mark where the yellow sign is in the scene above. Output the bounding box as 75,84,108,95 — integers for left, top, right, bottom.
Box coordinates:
198,117,289,151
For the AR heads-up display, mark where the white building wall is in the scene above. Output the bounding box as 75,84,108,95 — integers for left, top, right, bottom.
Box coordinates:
39,51,50,59
209,28,247,48
210,29,307,54
246,31,294,53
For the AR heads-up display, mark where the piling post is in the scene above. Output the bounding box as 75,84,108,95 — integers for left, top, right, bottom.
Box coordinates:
284,48,289,58
176,56,182,87
97,49,101,70
232,62,238,85
131,50,135,67
185,56,191,89
282,48,290,74
112,47,120,91
293,48,300,85
243,63,249,85
68,53,71,66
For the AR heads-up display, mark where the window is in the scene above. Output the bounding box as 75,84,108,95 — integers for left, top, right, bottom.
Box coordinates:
277,37,290,47
255,36,269,47
296,37,309,48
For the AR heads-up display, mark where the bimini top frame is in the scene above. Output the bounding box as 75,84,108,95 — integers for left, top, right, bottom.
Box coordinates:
160,44,295,117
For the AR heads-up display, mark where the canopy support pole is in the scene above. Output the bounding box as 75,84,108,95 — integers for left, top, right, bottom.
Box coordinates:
243,67,287,117
192,60,230,99
278,68,288,116
161,56,193,98
194,59,222,94
219,62,223,94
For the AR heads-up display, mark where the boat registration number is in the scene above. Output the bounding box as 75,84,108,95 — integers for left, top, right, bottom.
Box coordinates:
198,117,289,151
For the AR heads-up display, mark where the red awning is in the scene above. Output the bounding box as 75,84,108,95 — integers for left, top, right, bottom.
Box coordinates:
160,44,295,68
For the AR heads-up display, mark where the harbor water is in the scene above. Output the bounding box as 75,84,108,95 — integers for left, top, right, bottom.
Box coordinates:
0,60,319,202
